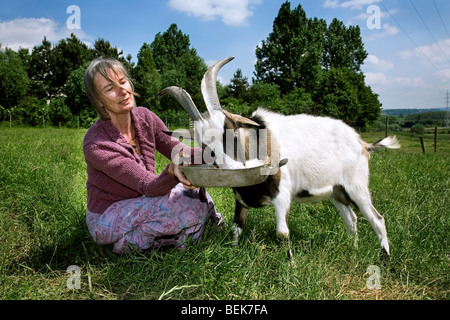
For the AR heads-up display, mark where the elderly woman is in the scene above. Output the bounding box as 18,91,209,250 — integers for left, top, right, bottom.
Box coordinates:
83,57,221,254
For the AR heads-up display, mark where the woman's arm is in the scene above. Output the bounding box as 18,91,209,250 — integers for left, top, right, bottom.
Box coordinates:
84,141,179,197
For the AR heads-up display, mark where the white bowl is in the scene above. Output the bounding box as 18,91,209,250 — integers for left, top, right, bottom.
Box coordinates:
180,163,270,188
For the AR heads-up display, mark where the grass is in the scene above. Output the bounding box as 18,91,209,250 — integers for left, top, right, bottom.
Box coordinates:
0,126,448,300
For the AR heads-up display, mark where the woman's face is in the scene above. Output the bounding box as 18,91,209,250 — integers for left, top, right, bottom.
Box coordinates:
94,69,135,117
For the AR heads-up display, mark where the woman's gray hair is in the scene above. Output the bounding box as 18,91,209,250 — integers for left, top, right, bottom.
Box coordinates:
84,57,137,120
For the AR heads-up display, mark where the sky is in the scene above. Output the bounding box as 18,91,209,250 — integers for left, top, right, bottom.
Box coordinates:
0,0,449,110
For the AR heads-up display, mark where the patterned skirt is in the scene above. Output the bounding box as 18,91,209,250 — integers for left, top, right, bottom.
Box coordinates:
86,184,221,254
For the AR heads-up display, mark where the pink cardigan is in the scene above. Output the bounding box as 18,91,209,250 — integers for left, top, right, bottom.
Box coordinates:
83,107,197,214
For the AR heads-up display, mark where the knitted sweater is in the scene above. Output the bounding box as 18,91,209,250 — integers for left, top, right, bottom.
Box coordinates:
83,107,196,214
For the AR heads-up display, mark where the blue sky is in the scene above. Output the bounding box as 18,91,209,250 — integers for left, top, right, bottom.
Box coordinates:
1,0,449,110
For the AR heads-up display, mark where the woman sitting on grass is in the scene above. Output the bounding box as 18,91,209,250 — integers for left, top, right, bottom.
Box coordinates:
82,57,221,254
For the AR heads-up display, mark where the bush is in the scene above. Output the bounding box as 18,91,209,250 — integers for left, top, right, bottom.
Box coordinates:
48,98,73,126
221,97,254,118
410,123,425,135
78,107,98,128
15,97,49,126
155,108,191,128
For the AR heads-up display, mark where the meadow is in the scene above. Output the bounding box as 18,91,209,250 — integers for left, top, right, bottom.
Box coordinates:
0,126,448,300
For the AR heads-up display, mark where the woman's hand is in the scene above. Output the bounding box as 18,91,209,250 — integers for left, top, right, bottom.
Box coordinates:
168,151,197,190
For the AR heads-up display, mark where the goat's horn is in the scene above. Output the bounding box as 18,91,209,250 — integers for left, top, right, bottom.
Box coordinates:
159,86,204,122
201,57,234,114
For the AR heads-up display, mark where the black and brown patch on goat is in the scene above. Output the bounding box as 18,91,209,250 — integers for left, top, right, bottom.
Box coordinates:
234,170,281,208
332,185,357,208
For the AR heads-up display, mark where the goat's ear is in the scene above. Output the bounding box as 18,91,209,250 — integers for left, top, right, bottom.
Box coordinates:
223,110,262,128
235,115,262,128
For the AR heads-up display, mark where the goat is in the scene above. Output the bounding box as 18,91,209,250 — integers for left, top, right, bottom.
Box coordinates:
160,57,400,256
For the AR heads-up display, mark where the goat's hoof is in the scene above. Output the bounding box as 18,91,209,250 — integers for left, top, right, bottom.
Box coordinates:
287,248,293,260
276,231,289,242
380,248,390,261
230,225,243,247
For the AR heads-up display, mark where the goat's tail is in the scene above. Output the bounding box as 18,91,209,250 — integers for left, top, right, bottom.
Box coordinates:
367,136,401,153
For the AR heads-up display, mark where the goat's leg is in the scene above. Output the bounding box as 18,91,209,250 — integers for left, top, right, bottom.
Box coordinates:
231,199,249,246
331,199,358,248
272,191,293,259
346,187,390,256
272,191,291,241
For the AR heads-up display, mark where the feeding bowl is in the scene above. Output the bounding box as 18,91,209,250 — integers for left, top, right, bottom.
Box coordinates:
180,162,271,188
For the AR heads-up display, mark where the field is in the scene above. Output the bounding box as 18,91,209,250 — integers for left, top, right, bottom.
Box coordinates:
0,126,448,300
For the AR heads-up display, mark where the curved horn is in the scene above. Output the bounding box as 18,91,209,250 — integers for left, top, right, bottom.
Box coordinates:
159,86,204,122
201,57,234,113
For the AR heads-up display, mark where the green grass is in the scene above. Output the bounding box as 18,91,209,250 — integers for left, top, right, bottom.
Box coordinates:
0,127,448,300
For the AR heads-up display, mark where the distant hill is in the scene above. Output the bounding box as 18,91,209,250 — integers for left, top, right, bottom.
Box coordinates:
381,108,447,116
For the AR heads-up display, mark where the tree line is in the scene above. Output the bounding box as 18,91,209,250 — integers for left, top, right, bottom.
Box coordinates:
0,1,381,128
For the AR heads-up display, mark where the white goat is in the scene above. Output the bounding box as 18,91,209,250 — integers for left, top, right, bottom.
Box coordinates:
160,57,400,256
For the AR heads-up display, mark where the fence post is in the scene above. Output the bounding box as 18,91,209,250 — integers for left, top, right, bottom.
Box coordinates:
385,117,388,137
434,127,437,153
420,136,425,154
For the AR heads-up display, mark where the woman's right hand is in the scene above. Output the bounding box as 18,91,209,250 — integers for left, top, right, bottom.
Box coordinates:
169,149,197,189
168,162,196,189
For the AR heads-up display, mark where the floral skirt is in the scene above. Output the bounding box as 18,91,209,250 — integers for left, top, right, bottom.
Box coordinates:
86,184,221,254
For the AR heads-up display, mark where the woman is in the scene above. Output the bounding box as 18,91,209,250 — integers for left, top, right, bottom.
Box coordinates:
83,57,221,254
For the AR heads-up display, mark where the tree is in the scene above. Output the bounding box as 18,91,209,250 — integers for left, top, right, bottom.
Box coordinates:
254,1,326,94
151,24,192,74
227,69,249,100
63,61,91,116
91,38,134,70
247,82,281,111
52,33,92,94
282,87,314,115
254,1,380,125
0,47,30,108
354,79,381,127
132,43,161,110
315,67,360,122
48,97,72,126
323,18,367,72
92,38,123,59
28,37,55,98
150,24,207,111
315,67,380,126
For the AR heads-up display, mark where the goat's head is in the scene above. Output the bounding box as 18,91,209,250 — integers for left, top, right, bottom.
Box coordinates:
160,57,281,171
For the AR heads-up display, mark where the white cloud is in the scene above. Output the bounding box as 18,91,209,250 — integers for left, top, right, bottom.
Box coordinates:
400,39,450,66
365,72,390,86
365,23,399,40
168,0,262,26
434,69,450,83
394,77,428,88
365,54,394,70
324,0,378,10
365,72,429,88
205,59,218,67
353,8,397,21
0,17,90,51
